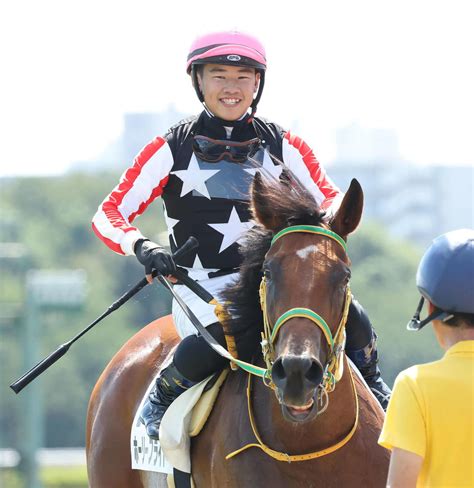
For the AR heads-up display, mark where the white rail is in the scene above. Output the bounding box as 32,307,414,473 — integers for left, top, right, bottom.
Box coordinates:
0,448,86,468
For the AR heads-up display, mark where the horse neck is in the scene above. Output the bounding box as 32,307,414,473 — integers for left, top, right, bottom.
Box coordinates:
251,356,357,454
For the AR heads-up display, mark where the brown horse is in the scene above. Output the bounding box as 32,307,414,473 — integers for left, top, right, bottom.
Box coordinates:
86,173,390,487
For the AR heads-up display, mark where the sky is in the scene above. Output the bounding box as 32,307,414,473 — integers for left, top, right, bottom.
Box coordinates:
1,0,473,177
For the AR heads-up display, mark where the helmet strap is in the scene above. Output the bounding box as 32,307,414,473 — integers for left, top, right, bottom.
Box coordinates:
191,66,205,103
407,296,455,331
248,70,265,122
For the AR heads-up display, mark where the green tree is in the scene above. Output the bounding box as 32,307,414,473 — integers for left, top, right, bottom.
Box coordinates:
349,223,441,386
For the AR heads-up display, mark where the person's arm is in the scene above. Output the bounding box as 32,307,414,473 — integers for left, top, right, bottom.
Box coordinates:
386,447,423,488
281,131,343,214
92,136,174,256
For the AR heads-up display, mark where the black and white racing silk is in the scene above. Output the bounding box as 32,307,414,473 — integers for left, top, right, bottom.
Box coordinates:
92,111,342,280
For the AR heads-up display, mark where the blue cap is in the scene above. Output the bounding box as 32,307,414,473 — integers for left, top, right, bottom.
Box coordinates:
416,229,474,314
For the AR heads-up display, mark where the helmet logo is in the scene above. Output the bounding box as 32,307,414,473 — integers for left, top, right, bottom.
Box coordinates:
227,55,241,62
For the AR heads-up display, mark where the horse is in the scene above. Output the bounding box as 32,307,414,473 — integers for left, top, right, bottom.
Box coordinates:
86,172,390,487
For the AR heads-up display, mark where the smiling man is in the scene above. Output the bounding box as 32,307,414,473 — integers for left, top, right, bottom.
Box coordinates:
197,64,260,120
92,30,391,439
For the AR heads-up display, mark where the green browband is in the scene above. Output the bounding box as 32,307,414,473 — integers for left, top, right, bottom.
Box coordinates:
271,225,347,254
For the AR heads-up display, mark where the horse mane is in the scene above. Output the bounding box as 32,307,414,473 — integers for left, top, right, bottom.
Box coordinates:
220,170,328,358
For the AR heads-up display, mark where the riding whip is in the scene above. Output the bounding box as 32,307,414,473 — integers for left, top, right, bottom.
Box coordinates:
10,236,199,394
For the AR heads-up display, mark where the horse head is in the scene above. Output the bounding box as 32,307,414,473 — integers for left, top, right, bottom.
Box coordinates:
251,171,363,423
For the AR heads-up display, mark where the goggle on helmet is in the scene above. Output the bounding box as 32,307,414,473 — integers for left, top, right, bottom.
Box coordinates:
186,31,267,117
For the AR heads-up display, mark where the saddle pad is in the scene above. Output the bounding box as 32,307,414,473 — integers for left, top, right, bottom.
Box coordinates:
131,370,227,474
189,369,228,437
159,369,228,473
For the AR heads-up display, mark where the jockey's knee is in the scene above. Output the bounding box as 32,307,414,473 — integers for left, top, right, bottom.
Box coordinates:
345,298,374,350
173,322,228,382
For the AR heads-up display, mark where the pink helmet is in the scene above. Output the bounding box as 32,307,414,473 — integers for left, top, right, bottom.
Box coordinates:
187,31,267,116
186,31,267,74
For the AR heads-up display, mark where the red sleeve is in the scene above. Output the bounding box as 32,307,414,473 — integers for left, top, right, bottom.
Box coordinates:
283,131,342,211
91,136,173,255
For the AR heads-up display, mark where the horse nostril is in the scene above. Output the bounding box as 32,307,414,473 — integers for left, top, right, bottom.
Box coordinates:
272,357,286,384
305,360,324,386
272,356,323,387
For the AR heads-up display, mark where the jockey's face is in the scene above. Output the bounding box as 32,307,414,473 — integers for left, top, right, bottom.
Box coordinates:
196,64,260,121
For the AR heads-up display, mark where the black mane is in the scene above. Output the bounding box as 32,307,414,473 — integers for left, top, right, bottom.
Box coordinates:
220,171,327,358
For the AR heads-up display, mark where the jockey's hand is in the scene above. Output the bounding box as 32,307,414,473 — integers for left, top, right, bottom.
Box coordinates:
134,239,177,284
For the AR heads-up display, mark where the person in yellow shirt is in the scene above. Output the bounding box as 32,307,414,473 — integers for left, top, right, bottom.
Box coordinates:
379,228,474,488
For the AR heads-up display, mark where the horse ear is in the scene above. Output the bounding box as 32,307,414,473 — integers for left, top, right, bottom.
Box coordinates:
330,178,364,238
251,172,286,231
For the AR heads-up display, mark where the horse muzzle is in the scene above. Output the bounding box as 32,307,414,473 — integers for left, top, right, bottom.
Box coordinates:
271,355,324,423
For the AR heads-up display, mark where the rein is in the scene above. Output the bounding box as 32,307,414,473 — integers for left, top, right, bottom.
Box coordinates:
227,225,359,462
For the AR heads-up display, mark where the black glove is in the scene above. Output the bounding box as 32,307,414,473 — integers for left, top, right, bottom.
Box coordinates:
134,239,176,277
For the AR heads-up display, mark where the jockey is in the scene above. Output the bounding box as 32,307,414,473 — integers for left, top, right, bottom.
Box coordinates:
379,229,474,487
92,30,391,440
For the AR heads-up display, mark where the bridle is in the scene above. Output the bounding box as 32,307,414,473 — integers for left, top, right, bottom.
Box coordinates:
215,225,352,389
225,225,360,462
259,225,351,394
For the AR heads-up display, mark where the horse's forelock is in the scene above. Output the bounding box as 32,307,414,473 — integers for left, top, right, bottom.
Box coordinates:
252,173,327,231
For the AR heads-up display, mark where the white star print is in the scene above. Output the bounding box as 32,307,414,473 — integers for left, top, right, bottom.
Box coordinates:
179,254,220,281
171,155,220,199
208,207,255,253
260,152,284,179
244,151,283,180
188,254,217,280
243,166,259,177
163,206,180,243
192,253,204,269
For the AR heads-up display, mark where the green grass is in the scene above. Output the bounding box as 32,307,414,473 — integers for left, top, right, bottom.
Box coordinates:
0,469,23,488
40,465,88,487
0,466,89,488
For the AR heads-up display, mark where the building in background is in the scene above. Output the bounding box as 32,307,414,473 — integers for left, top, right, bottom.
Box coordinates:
329,124,473,247
71,105,190,173
121,107,189,164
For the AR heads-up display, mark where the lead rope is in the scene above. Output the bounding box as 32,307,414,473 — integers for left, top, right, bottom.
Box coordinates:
225,363,359,462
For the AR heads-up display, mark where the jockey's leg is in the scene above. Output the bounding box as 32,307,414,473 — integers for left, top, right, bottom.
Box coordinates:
140,321,228,440
344,298,392,410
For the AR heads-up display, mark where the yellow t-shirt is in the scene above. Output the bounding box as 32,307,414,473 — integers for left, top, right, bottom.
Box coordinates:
379,340,474,487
